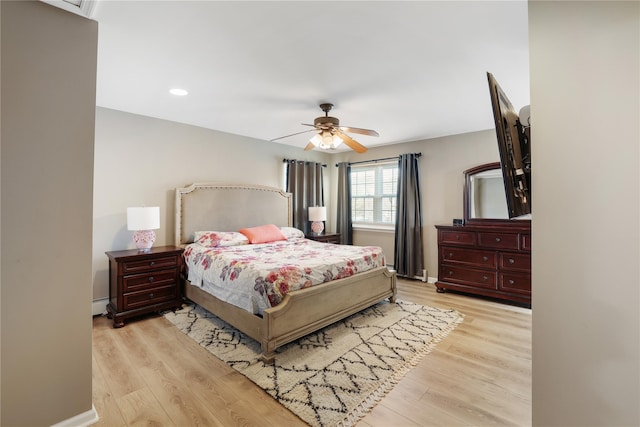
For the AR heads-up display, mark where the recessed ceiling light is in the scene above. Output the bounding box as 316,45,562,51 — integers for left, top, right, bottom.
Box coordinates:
169,88,188,96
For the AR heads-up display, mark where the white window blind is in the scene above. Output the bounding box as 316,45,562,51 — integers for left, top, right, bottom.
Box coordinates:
351,161,398,226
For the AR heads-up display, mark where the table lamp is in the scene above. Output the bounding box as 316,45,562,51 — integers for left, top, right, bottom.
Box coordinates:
127,206,160,251
308,206,327,235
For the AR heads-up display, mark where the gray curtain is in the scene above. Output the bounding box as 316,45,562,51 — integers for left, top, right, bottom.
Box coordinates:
394,153,424,277
285,160,324,235
335,162,353,244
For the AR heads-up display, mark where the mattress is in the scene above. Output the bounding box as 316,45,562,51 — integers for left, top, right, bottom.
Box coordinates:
183,238,386,315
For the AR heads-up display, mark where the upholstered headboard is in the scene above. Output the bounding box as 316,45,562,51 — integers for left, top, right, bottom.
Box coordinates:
174,183,292,246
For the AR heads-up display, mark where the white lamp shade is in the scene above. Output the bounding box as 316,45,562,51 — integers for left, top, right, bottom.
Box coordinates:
127,207,160,230
308,206,327,222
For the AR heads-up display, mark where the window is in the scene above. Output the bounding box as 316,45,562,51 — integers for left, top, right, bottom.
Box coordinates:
351,162,398,226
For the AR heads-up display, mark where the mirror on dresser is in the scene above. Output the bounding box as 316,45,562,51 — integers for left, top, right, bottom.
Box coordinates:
435,162,531,307
464,162,509,222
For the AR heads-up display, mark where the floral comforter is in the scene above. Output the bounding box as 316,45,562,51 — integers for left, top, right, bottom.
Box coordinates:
184,239,386,315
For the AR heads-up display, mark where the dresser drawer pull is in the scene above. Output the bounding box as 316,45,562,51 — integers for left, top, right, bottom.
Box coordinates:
495,237,501,242
149,293,154,298
483,275,489,281
150,261,155,266
448,252,453,257
483,256,488,261
509,279,515,285
148,276,154,282
508,258,515,264
448,270,454,276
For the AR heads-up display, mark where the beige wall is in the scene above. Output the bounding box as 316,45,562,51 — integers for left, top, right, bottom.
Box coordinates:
93,109,501,302
92,107,333,301
530,2,639,425
332,130,501,279
1,2,97,425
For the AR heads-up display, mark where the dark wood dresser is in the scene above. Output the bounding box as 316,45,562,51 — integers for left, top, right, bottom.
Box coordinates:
435,223,531,305
106,245,184,327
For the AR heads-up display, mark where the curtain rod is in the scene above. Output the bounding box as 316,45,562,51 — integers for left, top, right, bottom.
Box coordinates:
335,152,422,167
283,158,327,167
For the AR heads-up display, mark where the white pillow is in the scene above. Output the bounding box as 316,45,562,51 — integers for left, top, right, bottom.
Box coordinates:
279,226,305,240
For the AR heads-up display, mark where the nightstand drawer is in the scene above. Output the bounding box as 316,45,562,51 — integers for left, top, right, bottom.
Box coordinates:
123,285,178,310
306,233,341,244
123,269,178,293
122,255,179,274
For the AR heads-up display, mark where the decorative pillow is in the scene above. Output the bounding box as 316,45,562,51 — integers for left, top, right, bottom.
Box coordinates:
280,226,305,240
194,231,249,247
239,224,287,244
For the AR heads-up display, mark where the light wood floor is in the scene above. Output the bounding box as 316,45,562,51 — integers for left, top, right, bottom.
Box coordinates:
92,279,531,426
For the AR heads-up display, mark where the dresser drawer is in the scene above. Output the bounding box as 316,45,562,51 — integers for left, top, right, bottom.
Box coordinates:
499,253,531,272
123,284,178,310
123,269,178,293
442,246,496,268
499,272,531,295
478,232,519,250
440,230,476,246
122,255,179,274
440,265,497,289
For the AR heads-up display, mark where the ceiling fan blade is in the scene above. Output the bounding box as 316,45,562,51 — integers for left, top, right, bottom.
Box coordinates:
336,130,368,153
304,142,316,151
340,126,379,137
270,128,316,142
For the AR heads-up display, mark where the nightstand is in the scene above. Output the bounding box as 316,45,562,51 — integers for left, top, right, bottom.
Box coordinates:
105,245,184,328
306,233,341,244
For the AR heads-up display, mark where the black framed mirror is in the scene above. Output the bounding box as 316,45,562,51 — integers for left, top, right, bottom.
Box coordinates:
464,162,510,223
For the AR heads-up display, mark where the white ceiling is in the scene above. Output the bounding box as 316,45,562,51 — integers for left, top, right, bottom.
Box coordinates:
90,1,530,152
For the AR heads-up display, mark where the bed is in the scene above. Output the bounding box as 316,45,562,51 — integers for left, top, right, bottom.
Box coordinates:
174,183,397,364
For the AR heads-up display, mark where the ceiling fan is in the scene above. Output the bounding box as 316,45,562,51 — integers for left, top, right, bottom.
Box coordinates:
271,103,379,153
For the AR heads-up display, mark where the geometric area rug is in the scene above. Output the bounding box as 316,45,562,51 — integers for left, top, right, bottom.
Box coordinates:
164,300,463,427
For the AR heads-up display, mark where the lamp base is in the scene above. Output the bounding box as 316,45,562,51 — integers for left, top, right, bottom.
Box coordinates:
311,221,324,235
133,229,156,251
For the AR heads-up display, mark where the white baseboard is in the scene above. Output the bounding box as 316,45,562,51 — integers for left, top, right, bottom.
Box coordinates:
92,298,108,316
51,404,99,427
388,266,428,282
427,276,438,284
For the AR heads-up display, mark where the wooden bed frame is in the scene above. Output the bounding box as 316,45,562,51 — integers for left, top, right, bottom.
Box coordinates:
175,183,397,364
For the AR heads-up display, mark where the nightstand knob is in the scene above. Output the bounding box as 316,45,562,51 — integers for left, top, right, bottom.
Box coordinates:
495,237,501,242
150,261,155,266
148,276,154,282
509,258,515,264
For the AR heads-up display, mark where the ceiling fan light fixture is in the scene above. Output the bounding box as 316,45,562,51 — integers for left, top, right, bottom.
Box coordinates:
309,133,322,147
331,133,343,148
309,130,343,150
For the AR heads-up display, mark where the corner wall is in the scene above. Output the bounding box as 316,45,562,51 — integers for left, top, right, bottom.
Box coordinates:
530,2,640,425
1,2,98,425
